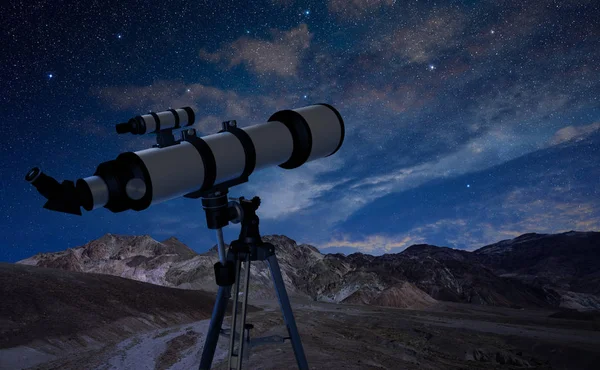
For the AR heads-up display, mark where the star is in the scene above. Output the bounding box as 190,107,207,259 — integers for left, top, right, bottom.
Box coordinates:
303,95,308,99
117,34,123,39
245,30,250,34
304,10,310,15
186,88,191,93
490,30,495,35
428,64,436,71
48,73,53,79
467,184,471,188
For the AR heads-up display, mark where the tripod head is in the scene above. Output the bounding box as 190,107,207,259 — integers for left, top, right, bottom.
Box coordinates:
200,183,268,259
235,196,262,245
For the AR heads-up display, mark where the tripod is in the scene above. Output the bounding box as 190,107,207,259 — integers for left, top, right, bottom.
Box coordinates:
196,190,309,370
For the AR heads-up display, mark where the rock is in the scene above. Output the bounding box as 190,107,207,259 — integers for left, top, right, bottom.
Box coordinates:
466,348,531,367
495,351,531,367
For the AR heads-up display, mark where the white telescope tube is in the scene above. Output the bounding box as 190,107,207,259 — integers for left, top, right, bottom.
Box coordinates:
78,104,344,213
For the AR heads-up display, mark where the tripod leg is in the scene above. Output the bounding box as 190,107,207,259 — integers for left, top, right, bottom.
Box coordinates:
236,256,252,370
267,254,309,370
228,257,243,369
199,285,232,370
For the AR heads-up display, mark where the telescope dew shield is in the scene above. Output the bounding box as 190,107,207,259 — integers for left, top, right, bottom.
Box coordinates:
28,104,345,214
268,103,344,169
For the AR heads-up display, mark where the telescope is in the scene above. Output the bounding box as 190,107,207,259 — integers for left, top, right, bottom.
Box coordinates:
26,104,344,216
26,103,344,370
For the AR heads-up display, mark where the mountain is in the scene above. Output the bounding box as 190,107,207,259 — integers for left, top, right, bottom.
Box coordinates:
379,244,560,308
17,234,437,310
19,234,200,287
17,231,600,310
473,231,600,310
0,262,221,350
475,231,599,292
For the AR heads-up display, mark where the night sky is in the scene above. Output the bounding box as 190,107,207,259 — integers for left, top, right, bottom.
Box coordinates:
2,0,599,262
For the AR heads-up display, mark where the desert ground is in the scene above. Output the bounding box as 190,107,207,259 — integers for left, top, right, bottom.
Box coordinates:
211,298,600,370
3,297,599,370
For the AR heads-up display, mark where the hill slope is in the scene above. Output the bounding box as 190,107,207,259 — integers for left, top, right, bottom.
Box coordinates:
0,262,218,350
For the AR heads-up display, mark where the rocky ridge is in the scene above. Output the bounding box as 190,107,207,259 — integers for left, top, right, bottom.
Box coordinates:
18,231,600,310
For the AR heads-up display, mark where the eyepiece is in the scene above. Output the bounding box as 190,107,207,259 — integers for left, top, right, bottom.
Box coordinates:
25,168,62,199
116,117,144,135
25,168,85,215
26,167,41,183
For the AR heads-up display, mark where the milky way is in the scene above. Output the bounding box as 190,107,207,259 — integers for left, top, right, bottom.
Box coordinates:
1,0,599,261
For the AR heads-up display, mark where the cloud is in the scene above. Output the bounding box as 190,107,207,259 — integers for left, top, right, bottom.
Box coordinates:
548,122,600,146
327,0,395,19
315,187,600,255
241,154,350,220
315,218,525,255
346,127,536,198
356,7,466,64
385,10,467,63
498,188,600,233
342,82,435,114
439,188,600,250
199,24,313,77
469,81,574,133
318,233,424,254
290,121,568,240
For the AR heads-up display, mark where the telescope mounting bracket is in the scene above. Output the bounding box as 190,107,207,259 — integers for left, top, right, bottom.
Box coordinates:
153,128,177,148
182,119,251,199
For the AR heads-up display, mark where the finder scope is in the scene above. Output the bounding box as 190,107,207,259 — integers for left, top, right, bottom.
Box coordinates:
27,104,345,215
115,107,195,135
